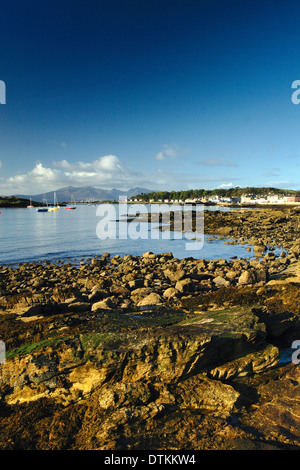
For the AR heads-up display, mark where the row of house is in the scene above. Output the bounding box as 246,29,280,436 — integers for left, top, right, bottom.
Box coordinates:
129,193,300,205
239,194,300,204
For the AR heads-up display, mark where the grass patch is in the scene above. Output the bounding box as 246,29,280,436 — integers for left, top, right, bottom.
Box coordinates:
79,331,123,352
179,305,252,326
6,336,71,360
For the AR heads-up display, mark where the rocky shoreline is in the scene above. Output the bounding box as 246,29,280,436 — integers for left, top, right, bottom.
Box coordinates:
0,207,299,450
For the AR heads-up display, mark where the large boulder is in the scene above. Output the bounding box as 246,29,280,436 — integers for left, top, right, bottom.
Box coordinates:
163,268,186,282
209,344,279,380
91,297,117,311
253,307,298,338
175,278,195,293
163,287,180,300
238,270,256,285
174,375,239,415
240,364,300,448
253,245,267,254
137,293,163,307
131,287,153,303
213,276,231,287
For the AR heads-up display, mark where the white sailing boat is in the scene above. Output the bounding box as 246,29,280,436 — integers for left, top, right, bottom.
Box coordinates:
48,192,60,211
65,194,76,210
27,197,34,208
36,195,49,212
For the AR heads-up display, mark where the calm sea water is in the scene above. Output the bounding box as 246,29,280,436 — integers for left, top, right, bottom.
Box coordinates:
0,204,268,266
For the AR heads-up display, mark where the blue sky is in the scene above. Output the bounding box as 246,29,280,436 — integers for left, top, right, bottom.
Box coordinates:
1,0,300,195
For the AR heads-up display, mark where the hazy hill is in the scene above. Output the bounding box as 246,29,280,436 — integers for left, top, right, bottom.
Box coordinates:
13,186,152,203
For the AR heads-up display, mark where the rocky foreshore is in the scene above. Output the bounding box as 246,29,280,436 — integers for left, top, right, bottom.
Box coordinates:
0,207,300,450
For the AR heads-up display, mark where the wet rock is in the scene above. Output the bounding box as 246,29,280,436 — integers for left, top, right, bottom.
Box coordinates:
216,226,233,236
253,245,267,253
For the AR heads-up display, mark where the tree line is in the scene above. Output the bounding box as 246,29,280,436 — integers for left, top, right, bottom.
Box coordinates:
136,187,299,202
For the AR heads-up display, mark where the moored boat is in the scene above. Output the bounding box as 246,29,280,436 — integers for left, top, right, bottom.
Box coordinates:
48,192,60,211
27,198,34,208
65,194,76,210
36,195,49,212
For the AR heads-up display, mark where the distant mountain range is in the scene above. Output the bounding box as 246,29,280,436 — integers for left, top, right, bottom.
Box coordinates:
14,186,152,203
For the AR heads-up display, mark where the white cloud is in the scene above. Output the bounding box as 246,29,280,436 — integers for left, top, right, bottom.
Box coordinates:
2,155,136,195
53,159,72,169
53,155,123,174
60,142,67,147
6,162,63,194
155,143,190,161
61,155,127,185
0,154,241,196
8,162,60,184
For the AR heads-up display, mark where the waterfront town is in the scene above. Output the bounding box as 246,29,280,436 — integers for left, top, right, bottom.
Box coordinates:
129,192,300,206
